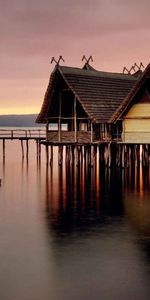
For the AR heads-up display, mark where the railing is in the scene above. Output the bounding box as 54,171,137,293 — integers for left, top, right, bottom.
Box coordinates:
47,131,92,143
47,130,122,143
0,129,46,139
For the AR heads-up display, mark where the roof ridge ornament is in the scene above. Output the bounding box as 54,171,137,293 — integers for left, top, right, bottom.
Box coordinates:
51,56,65,66
123,62,144,75
82,55,93,64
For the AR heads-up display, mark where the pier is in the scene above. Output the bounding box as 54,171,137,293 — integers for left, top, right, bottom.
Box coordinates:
41,142,150,169
0,129,45,160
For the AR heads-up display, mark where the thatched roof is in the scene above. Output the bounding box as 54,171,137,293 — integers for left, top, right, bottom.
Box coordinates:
36,64,139,123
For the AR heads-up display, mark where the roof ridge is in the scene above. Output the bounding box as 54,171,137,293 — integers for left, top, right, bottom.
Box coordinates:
58,65,137,80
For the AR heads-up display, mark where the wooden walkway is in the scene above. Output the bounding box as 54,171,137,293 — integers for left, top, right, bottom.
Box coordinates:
0,129,46,159
0,129,45,140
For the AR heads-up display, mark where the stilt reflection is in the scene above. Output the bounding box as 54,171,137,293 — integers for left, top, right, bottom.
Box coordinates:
44,163,124,236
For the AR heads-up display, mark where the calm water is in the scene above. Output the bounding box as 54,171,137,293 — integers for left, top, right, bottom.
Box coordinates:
0,140,150,300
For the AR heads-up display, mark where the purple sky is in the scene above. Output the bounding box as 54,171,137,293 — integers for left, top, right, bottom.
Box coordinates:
0,0,150,114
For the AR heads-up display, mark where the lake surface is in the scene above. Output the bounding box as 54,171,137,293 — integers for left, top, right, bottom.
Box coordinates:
0,140,150,300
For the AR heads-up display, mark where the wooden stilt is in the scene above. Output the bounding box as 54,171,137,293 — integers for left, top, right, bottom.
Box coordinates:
71,145,75,164
107,143,111,168
93,145,97,166
39,141,41,160
50,145,53,166
99,144,104,167
46,144,49,165
91,145,94,167
75,146,78,166
2,139,5,159
84,146,87,165
87,146,91,166
122,145,125,168
141,145,144,166
124,145,129,168
58,146,63,165
26,140,29,158
80,146,83,165
21,140,24,159
104,144,108,167
141,144,148,167
36,140,39,159
111,143,116,167
65,145,68,164
116,144,121,167
135,145,140,167
145,145,149,167
77,146,81,166
66,145,69,165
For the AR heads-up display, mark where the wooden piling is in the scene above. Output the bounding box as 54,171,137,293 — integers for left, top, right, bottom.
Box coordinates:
104,144,109,167
77,146,81,166
39,141,41,160
87,146,91,166
20,140,24,158
50,145,53,166
135,145,140,167
74,146,78,166
66,145,70,165
71,145,75,164
145,145,149,167
93,145,97,166
26,140,29,158
121,145,125,168
36,140,39,159
91,145,94,167
58,146,63,165
46,144,49,165
2,139,5,159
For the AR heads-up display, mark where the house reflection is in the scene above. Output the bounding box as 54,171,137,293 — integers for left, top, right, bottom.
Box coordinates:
44,162,124,236
123,164,150,237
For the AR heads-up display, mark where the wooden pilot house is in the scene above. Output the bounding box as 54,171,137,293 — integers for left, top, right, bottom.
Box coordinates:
36,61,150,146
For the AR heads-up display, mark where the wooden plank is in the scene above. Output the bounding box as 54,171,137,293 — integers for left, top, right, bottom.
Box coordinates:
126,103,150,118
124,132,150,144
125,119,150,132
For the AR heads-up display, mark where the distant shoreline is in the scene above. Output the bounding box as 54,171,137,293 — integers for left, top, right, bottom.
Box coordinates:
0,114,44,127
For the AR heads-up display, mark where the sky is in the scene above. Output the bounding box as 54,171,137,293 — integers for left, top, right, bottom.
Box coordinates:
0,0,150,115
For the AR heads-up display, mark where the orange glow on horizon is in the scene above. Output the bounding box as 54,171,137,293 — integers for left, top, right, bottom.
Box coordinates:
0,106,40,115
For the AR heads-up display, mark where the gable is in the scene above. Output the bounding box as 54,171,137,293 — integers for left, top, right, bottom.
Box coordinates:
126,103,150,118
122,79,150,119
36,64,139,124
112,63,150,123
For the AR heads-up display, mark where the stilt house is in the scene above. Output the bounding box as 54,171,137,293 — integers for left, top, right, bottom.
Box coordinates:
36,63,150,145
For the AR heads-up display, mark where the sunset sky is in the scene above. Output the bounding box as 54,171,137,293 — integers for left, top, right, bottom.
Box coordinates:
0,0,150,115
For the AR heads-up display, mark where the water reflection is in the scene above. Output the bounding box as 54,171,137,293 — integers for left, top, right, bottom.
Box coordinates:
41,159,150,257
39,161,150,300
1,143,150,300
43,162,124,238
42,160,150,236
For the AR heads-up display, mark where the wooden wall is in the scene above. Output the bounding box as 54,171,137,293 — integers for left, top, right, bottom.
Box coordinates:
123,103,150,143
